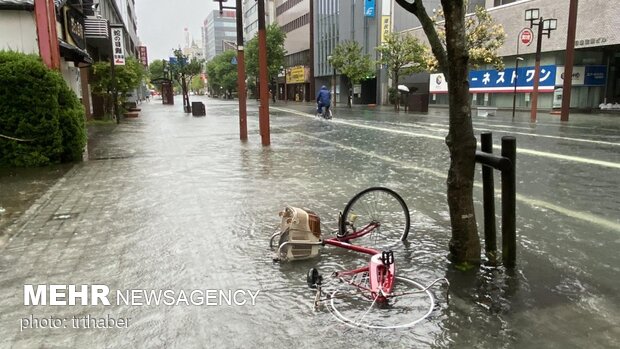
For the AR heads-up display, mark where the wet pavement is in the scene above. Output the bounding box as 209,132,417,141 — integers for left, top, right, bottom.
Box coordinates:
0,96,618,348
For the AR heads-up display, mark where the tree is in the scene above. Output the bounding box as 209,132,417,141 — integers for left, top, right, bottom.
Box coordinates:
170,49,203,112
425,4,506,71
148,59,165,92
394,0,505,267
205,50,238,98
190,75,205,95
91,57,144,118
245,23,286,87
330,41,376,107
376,32,427,110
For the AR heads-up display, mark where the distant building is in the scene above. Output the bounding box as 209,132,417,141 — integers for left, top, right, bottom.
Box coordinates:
242,0,275,40
275,0,312,101
202,9,237,61
399,0,620,110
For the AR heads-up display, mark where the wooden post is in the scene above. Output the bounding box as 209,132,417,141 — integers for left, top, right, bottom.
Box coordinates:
34,0,61,70
530,17,544,122
235,0,248,140
257,0,270,146
481,132,497,262
560,0,579,122
501,136,517,268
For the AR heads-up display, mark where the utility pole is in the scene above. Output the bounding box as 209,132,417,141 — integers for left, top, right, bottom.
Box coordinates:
525,8,557,123
257,0,270,146
235,0,248,140
216,0,248,140
530,16,544,123
561,0,579,122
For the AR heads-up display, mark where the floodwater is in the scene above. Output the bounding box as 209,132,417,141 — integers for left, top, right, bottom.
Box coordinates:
0,97,618,348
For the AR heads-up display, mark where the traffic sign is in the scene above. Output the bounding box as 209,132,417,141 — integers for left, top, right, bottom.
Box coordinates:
519,28,534,46
231,56,237,65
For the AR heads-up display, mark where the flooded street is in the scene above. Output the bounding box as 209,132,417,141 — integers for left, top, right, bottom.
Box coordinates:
0,97,618,348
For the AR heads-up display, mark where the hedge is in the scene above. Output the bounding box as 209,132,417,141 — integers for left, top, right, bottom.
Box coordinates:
0,51,86,167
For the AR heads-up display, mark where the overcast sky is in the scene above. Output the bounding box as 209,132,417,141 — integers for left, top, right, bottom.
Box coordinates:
135,0,219,62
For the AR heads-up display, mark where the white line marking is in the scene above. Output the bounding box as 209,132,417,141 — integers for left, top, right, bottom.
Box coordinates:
289,130,620,233
271,107,620,170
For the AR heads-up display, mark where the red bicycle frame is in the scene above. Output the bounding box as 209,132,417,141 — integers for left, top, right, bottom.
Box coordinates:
323,222,395,302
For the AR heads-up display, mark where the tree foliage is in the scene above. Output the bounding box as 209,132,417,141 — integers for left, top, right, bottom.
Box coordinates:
190,75,206,94
330,41,376,88
205,50,238,97
376,32,427,108
169,49,203,86
426,3,505,71
148,59,165,91
0,51,85,167
91,57,145,115
245,24,286,82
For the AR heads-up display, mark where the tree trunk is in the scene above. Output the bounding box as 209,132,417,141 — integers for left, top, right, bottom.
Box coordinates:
443,0,480,265
348,81,353,108
394,71,400,111
394,0,481,266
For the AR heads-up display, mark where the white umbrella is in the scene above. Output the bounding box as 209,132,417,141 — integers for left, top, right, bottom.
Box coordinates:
398,85,410,92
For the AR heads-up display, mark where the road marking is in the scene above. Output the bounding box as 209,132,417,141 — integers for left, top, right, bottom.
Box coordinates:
410,122,620,147
271,107,620,170
289,130,620,233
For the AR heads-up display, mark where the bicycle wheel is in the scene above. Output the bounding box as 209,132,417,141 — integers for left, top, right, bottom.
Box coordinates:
339,187,410,248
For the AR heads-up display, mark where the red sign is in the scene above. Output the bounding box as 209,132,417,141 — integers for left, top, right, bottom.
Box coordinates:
519,28,534,46
138,46,148,67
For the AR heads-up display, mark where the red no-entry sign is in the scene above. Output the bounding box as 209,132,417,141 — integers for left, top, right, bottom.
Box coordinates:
520,28,534,46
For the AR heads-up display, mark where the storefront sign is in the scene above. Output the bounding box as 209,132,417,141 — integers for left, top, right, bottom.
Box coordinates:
381,16,391,43
138,46,148,67
555,66,585,86
555,65,607,86
429,73,448,93
575,37,607,47
584,65,607,86
287,66,306,84
112,28,126,65
430,65,557,93
364,0,376,17
63,7,85,49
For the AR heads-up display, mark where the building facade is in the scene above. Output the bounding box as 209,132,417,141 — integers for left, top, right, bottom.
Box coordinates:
242,0,275,41
400,0,620,110
1,0,93,113
275,0,312,101
314,0,393,106
202,9,236,61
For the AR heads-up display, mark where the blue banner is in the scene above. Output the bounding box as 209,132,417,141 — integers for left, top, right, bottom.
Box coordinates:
469,65,557,93
364,0,375,17
584,65,607,86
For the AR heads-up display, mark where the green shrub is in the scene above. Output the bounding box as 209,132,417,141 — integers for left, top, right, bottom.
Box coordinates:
0,51,86,167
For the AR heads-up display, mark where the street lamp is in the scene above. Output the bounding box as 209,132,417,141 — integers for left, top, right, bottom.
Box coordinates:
525,8,557,122
512,57,524,120
327,55,336,106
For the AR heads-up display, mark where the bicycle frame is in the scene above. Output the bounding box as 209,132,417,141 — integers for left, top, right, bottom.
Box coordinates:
276,221,396,303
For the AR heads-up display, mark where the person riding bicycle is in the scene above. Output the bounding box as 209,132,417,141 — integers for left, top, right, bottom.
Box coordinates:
316,85,332,118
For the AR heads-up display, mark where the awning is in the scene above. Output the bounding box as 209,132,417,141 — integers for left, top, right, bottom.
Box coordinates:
59,39,93,66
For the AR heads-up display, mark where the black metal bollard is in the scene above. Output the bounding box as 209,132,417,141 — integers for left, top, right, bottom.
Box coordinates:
481,132,497,260
501,136,517,268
